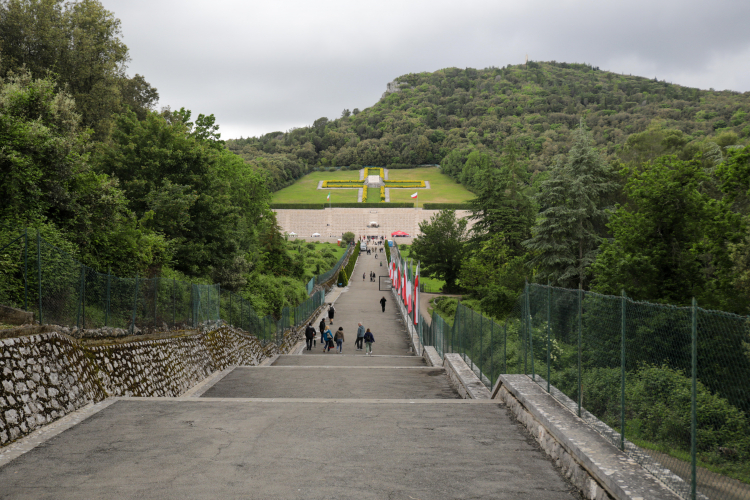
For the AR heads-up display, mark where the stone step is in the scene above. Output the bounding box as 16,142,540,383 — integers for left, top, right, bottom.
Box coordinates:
200,366,459,400
273,354,426,367
0,399,577,500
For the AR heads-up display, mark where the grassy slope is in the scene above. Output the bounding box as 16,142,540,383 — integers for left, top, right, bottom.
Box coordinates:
271,171,360,203
387,167,475,204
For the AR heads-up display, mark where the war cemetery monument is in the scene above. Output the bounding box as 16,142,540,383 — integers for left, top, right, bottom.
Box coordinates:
2,2,750,498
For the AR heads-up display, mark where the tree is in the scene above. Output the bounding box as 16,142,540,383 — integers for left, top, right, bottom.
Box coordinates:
0,0,145,139
459,233,527,318
591,155,744,311
341,232,355,244
0,70,166,274
524,125,615,288
94,108,270,279
410,210,469,292
469,141,534,253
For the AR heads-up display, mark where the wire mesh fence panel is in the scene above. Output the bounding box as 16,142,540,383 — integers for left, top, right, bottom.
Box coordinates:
0,231,28,312
37,239,83,328
694,308,750,500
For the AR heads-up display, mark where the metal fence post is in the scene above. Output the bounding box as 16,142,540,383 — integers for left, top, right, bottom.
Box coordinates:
23,229,28,311
691,297,697,500
503,322,507,374
524,282,528,374
547,282,551,393
621,289,626,451
154,278,158,330
76,266,84,329
131,275,139,334
529,286,534,381
37,230,42,325
106,267,111,327
578,283,582,418
490,319,494,387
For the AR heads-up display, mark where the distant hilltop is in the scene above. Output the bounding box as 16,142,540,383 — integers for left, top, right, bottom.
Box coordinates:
226,61,750,192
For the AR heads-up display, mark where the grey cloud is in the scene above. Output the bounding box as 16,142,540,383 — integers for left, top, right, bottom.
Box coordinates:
102,0,750,138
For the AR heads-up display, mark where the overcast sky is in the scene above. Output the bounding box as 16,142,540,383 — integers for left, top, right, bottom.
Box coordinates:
101,0,750,139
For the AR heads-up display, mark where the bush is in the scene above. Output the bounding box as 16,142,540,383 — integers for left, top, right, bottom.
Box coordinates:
338,268,348,286
342,232,355,244
422,203,472,210
328,202,413,208
270,203,325,209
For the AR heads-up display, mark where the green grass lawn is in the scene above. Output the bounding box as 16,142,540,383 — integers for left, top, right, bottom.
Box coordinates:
271,171,360,203
387,167,475,205
270,168,474,205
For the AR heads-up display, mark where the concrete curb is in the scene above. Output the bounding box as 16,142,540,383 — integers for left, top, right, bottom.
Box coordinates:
495,374,682,500
443,353,491,399
422,346,442,367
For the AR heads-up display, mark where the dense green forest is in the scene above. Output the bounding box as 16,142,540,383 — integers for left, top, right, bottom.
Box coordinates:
0,0,338,317
226,62,750,192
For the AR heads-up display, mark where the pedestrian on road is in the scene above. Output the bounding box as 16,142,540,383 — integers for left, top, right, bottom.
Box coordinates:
319,318,326,344
364,328,375,356
363,272,365,281
322,328,334,352
356,322,365,350
380,296,387,312
305,322,316,351
328,304,335,324
334,327,345,353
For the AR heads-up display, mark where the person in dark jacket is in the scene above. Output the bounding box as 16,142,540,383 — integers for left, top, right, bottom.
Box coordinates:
304,323,316,351
364,328,375,356
334,327,345,354
328,304,335,324
380,296,387,312
319,317,326,344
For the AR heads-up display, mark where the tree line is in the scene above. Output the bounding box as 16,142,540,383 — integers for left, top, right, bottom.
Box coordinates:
0,0,331,317
225,61,750,193
412,125,750,317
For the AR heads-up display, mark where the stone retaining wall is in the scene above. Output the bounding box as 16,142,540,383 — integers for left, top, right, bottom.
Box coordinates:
0,315,317,448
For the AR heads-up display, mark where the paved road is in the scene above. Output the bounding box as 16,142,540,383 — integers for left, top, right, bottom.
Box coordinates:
0,248,578,500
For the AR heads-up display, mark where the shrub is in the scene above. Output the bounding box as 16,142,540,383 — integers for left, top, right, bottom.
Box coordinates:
338,268,348,286
422,203,472,210
270,203,325,209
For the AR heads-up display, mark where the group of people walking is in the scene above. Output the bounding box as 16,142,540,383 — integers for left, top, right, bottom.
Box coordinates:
364,271,378,282
303,303,377,355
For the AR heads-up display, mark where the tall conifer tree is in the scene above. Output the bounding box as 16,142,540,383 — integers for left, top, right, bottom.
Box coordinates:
523,124,615,288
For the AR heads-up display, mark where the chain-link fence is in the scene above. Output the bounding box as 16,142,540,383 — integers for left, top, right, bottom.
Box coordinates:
421,283,750,500
0,229,219,331
1,226,334,345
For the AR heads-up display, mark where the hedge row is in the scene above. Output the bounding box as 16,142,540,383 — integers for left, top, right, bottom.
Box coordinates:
362,185,368,202
270,203,325,209
270,202,416,209
422,203,473,210
341,244,360,284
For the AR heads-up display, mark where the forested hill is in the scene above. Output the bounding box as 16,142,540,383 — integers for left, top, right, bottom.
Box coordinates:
226,61,750,191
